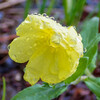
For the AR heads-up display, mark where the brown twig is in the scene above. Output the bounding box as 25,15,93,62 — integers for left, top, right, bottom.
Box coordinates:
0,50,8,54
0,55,8,64
0,0,25,10
0,34,17,42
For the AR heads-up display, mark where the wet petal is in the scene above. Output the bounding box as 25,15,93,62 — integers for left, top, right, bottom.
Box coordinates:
24,46,61,85
56,46,79,80
67,26,83,57
16,14,55,36
9,14,83,85
23,46,49,85
9,34,48,63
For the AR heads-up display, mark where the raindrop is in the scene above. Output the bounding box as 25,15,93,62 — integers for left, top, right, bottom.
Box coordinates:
7,45,10,50
50,33,61,47
12,55,17,60
83,48,87,53
29,16,32,21
40,25,43,29
34,12,37,15
73,26,76,29
46,15,49,18
50,17,55,20
40,22,44,29
25,20,30,23
42,13,47,16
38,14,41,16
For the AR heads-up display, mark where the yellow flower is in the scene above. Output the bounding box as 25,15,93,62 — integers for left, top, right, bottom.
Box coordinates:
9,14,83,85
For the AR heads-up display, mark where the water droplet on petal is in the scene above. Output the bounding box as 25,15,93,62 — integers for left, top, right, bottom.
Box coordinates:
7,45,10,50
40,25,43,29
12,55,17,60
42,13,47,16
83,48,87,53
73,26,76,29
25,20,30,23
38,14,41,16
50,17,55,20
50,33,61,47
29,16,32,21
46,16,49,18
34,12,38,15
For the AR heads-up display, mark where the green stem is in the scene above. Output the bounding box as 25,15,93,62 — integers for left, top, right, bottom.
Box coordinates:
47,0,55,15
2,77,6,100
24,0,32,19
71,76,88,85
85,68,94,78
62,0,70,25
39,0,47,14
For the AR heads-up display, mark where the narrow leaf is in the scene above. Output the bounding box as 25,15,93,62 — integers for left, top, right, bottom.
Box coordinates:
39,0,47,14
80,17,99,48
24,0,32,19
85,34,100,65
2,77,6,100
85,77,100,98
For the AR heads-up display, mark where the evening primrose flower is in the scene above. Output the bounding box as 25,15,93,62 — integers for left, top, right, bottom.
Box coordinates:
9,14,83,85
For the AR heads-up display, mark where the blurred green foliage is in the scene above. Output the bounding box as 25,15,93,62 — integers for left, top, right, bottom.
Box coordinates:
63,0,86,26
24,0,32,19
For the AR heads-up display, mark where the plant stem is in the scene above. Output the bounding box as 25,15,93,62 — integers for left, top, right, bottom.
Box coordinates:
39,0,47,14
71,76,88,85
47,0,55,15
62,0,71,25
24,0,32,19
2,77,6,100
85,68,94,78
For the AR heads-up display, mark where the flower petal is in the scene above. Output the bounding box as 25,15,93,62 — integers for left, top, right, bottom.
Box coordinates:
9,34,48,63
24,45,79,85
16,14,55,36
56,46,79,80
24,46,48,85
67,26,83,57
9,14,83,85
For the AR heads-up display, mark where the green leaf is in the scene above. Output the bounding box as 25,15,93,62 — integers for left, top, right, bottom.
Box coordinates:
2,77,6,100
97,96,100,100
80,17,99,48
46,0,55,15
65,57,89,84
24,0,32,19
87,52,97,72
63,0,86,25
85,77,100,98
11,83,67,100
39,0,47,14
84,34,100,65
81,17,99,72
